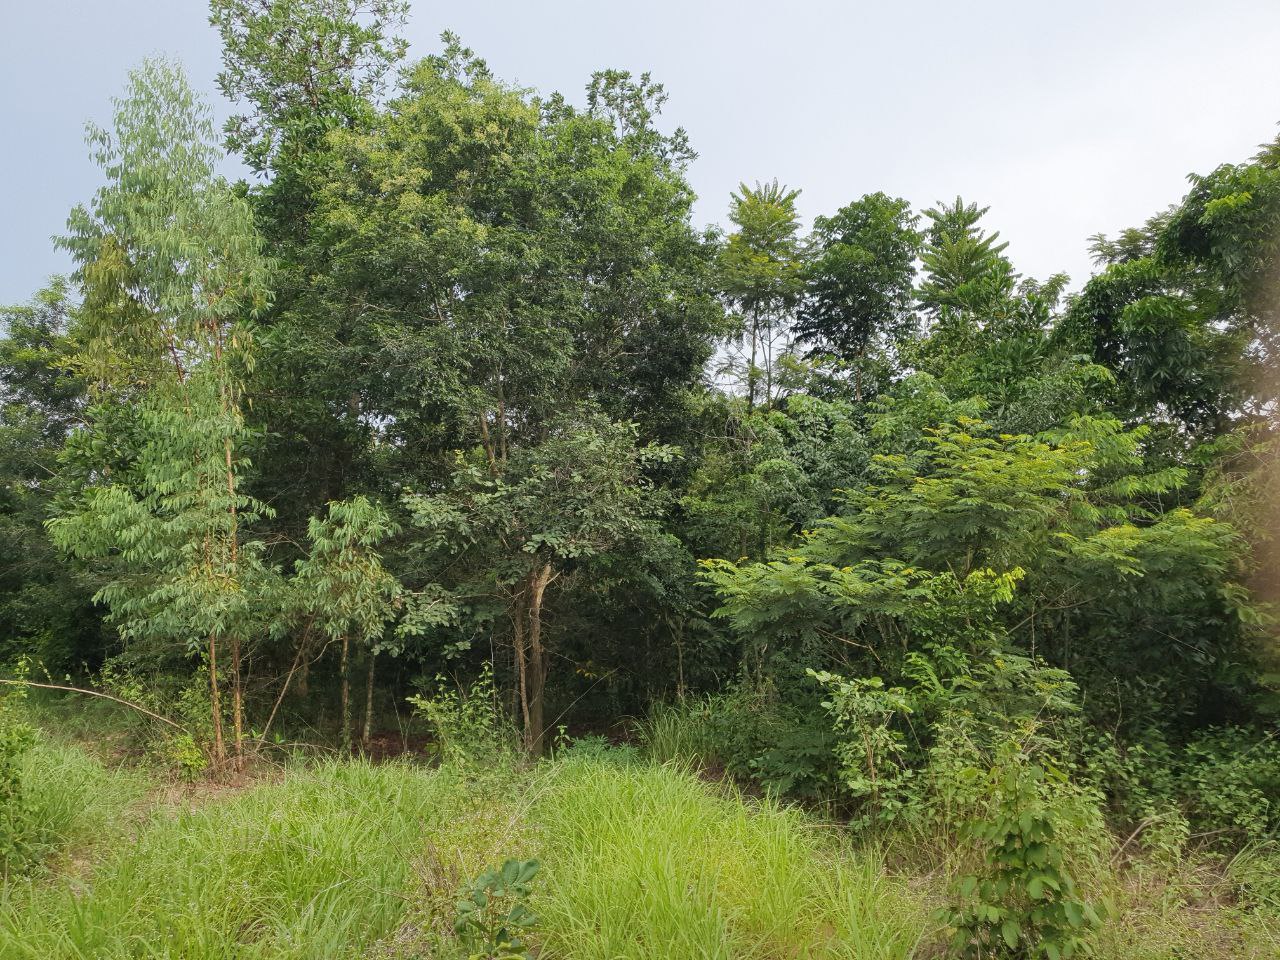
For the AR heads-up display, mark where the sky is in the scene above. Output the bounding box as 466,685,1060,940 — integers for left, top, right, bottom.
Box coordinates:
4,0,1280,306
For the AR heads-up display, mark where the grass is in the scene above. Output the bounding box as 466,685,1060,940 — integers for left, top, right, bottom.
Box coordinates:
2,727,1277,960
635,696,723,766
10,734,149,876
1,760,477,959
534,756,931,959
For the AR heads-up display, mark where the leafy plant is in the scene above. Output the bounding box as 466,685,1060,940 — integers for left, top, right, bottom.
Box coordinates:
0,673,37,877
409,662,517,770
941,743,1105,959
452,858,541,960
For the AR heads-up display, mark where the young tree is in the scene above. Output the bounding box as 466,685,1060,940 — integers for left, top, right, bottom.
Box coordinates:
292,495,400,753
49,60,274,769
404,412,672,753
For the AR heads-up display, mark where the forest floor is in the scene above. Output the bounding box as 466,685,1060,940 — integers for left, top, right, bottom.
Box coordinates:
1,702,1277,959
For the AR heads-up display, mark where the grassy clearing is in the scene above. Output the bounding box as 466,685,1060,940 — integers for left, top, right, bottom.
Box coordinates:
2,737,1277,960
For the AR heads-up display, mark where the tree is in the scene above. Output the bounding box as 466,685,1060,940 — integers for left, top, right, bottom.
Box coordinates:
917,197,1016,318
702,397,1253,733
48,60,274,769
794,193,921,400
210,0,409,178
292,495,400,753
404,412,672,753
0,282,103,668
718,180,805,410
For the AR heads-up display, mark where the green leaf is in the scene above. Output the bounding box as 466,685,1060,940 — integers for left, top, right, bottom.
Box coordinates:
1001,919,1020,949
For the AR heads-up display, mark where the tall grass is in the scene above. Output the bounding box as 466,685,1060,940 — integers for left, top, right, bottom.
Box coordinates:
0,760,477,959
635,696,722,766
23,735,148,845
534,757,931,959
12,739,1267,960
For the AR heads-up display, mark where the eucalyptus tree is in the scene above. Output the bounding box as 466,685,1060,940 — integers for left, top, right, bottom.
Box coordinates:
48,60,274,768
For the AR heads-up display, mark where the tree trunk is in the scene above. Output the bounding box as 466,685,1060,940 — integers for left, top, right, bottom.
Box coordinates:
221,433,244,771
340,634,351,754
513,603,531,751
230,633,244,771
208,633,226,768
523,563,555,755
362,651,376,751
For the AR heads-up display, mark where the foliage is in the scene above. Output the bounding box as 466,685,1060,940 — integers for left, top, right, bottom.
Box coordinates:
408,663,517,771
451,858,540,960
210,0,409,175
942,746,1105,960
3,8,1280,953
0,677,37,878
794,192,921,399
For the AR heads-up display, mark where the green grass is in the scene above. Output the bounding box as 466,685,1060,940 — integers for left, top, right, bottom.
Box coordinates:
635,696,723,766
3,738,1277,960
1,760,479,959
13,735,149,873
1,747,929,960
534,756,931,959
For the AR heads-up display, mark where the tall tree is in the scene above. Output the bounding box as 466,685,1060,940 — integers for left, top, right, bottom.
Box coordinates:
719,180,805,410
49,60,275,769
794,192,921,400
917,197,1016,319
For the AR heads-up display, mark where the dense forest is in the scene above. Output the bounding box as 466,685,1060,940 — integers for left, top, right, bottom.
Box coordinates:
1,2,1279,958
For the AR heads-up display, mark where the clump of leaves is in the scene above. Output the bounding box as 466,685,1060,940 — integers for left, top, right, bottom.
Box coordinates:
452,858,540,959
941,743,1105,959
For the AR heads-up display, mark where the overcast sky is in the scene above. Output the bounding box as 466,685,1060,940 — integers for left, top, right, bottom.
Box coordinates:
4,0,1280,305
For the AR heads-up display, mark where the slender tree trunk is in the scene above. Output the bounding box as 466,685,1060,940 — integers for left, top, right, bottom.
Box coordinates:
362,652,376,750
524,563,555,755
221,419,245,771
512,603,531,751
230,633,244,771
260,629,309,745
208,633,226,767
340,634,351,754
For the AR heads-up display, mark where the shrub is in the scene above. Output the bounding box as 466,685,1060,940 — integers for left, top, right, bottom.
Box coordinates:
941,742,1106,959
0,680,37,876
409,662,518,770
452,859,541,959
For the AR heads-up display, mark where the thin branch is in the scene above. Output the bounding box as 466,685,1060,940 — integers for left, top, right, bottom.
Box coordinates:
1,679,184,730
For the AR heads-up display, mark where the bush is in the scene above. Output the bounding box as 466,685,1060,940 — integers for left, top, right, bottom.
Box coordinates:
409,663,518,771
940,743,1107,960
